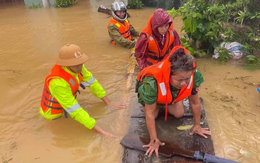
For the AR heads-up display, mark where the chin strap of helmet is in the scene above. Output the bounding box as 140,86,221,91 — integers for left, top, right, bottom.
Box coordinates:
111,1,127,21
112,10,127,22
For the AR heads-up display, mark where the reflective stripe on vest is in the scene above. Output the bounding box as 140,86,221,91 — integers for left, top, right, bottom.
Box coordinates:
69,78,75,86
40,65,82,116
65,103,81,113
107,18,132,44
145,31,175,66
159,82,166,96
136,46,195,121
158,75,193,98
187,75,193,89
136,46,194,104
140,13,175,66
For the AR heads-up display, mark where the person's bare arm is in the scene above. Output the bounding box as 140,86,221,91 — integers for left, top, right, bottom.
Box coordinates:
189,93,211,138
92,124,114,137
189,93,201,125
101,96,126,109
144,103,158,140
143,103,165,157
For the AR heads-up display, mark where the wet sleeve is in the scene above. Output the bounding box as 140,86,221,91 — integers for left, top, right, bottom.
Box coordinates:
130,24,140,37
137,77,158,105
168,29,182,51
108,24,136,49
49,79,96,129
81,65,106,99
192,69,204,88
172,29,181,46
135,33,149,70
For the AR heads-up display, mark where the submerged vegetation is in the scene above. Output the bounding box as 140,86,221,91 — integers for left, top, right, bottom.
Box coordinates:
55,0,78,8
168,0,260,68
28,2,42,9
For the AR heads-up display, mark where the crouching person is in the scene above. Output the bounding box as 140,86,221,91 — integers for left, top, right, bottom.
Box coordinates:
40,44,125,136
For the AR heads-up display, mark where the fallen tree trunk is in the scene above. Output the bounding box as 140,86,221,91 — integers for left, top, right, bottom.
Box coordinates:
97,5,131,18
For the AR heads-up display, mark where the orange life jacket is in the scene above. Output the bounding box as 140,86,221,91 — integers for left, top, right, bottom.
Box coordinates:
141,14,175,66
40,64,82,116
107,18,132,44
136,46,195,120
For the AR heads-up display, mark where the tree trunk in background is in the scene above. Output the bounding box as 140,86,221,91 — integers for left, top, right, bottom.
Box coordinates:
141,0,185,10
42,0,50,7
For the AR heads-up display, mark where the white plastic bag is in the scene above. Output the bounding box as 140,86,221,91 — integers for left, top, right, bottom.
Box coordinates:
213,42,247,59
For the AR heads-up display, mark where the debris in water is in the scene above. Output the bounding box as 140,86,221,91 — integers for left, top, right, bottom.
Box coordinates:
177,122,204,130
239,148,252,158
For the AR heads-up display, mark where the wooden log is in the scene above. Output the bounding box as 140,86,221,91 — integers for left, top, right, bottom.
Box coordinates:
122,98,216,162
97,5,131,18
121,135,239,163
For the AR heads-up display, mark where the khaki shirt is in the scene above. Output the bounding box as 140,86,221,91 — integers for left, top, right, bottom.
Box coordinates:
108,23,139,49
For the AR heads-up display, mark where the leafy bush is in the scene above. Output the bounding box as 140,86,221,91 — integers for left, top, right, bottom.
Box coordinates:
179,0,229,53
127,0,144,9
180,35,207,57
246,55,260,70
56,0,78,7
168,0,260,67
29,2,42,9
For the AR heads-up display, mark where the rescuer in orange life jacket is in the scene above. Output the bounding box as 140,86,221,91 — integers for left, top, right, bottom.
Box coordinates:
136,46,211,157
107,1,139,49
40,44,126,137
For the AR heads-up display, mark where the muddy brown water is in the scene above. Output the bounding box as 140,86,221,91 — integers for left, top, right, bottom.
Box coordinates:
0,0,260,163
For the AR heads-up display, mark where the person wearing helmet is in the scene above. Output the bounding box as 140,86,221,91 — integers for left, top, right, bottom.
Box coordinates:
39,44,126,136
107,1,139,49
135,8,182,70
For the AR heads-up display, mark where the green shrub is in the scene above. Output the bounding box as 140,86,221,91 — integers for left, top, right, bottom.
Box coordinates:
29,2,42,9
168,0,260,67
127,0,144,9
56,0,78,7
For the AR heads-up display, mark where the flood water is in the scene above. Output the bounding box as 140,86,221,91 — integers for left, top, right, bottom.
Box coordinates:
0,0,260,163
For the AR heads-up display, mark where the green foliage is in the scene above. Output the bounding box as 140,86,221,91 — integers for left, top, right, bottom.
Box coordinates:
214,47,231,63
29,2,42,9
178,0,229,54
167,7,180,19
246,55,260,70
217,0,260,59
127,0,144,9
180,35,207,57
168,0,260,68
56,0,78,7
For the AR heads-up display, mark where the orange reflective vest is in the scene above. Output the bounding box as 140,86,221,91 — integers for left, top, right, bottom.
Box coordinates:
141,14,175,66
107,18,132,44
136,46,195,120
40,64,82,116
